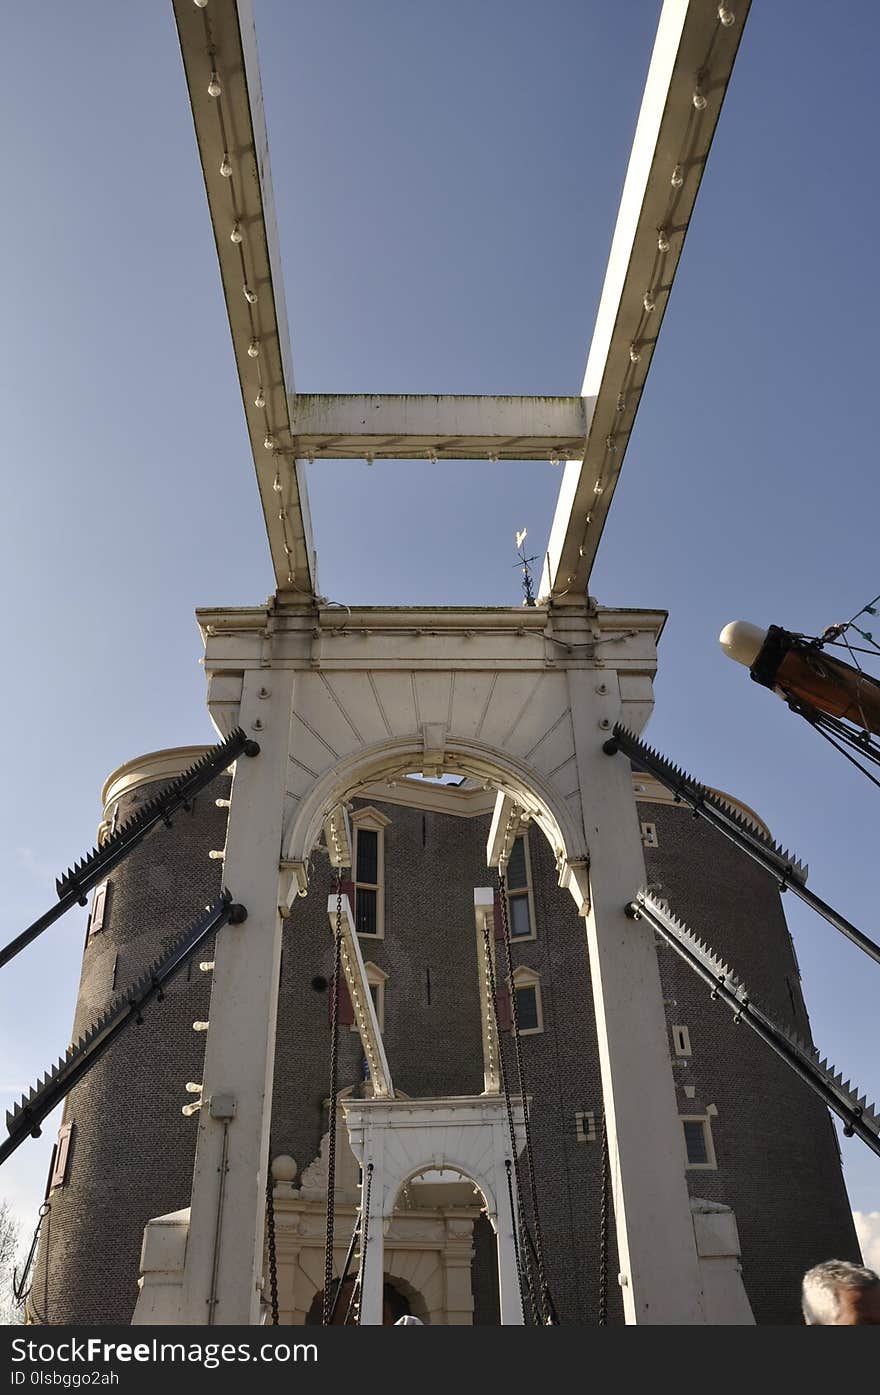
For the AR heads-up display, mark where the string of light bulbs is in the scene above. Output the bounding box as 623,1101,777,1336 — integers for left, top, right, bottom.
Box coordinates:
194,0,302,580
568,2,738,574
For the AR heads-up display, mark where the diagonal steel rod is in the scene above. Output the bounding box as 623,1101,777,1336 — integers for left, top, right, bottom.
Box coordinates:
605,724,880,968
1,895,244,1168
1,727,258,971
630,893,880,1160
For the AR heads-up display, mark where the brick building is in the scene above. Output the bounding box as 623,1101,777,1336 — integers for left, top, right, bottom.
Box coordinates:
25,743,859,1327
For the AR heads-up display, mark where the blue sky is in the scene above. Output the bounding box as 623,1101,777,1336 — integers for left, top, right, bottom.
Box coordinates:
1,0,878,1269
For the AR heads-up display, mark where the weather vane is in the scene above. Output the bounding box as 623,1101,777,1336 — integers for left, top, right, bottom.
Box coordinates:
514,528,540,607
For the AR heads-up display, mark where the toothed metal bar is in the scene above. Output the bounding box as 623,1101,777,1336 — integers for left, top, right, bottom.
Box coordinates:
1,728,257,971
631,892,880,1160
1,896,240,1168
609,723,880,969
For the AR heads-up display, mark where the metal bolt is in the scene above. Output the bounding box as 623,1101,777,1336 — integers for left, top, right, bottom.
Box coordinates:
599,717,611,729
595,683,607,694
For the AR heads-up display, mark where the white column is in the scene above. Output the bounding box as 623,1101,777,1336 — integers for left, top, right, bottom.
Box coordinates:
358,1131,385,1325
568,668,705,1324
491,1122,524,1325
176,669,295,1325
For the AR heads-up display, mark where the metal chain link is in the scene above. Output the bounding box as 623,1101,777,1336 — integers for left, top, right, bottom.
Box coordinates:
482,915,539,1324
322,871,344,1325
354,1161,374,1326
599,1110,609,1326
13,1201,50,1306
497,870,554,1324
265,1154,279,1325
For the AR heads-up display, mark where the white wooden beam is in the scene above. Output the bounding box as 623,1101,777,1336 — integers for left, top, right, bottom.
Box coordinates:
326,893,394,1100
171,0,316,594
540,0,751,602
290,394,587,460
473,888,501,1095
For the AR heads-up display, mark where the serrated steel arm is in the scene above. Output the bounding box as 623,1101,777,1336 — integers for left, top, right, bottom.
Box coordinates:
1,896,243,1167
607,723,880,968
631,891,880,1160
1,728,258,971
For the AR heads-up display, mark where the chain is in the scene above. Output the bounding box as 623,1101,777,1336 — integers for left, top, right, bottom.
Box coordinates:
497,870,554,1324
13,1201,50,1306
322,870,344,1325
265,1154,279,1325
354,1161,374,1326
599,1110,609,1326
482,915,539,1324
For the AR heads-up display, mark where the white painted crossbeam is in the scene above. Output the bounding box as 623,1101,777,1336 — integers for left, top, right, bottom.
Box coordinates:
326,893,394,1099
290,394,587,460
540,0,751,602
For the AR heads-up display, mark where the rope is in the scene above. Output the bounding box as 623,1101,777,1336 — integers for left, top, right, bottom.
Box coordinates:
265,1156,279,1325
598,1112,609,1326
497,870,554,1324
481,914,538,1323
321,872,344,1326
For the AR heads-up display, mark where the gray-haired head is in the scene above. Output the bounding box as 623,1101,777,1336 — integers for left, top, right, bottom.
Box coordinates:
802,1260,880,1325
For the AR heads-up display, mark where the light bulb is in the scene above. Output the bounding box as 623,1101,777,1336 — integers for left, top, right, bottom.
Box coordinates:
658,229,670,252
427,449,438,465
219,153,232,178
199,961,214,971
643,290,655,313
629,343,641,364
193,1021,210,1032
605,435,617,452
247,339,260,358
671,164,684,188
549,453,561,467
272,474,282,493
208,71,221,98
264,434,276,451
616,393,626,413
230,222,242,244
593,481,604,497
364,452,374,466
718,5,735,25
243,284,257,304
254,388,265,408
181,1100,202,1116
194,0,209,8
692,87,707,111
185,1082,203,1094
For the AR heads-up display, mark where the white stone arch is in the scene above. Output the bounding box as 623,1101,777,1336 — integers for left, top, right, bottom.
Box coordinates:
283,733,590,909
343,1096,526,1325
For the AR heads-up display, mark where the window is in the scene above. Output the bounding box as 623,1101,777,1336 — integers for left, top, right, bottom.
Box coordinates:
50,1123,73,1190
351,961,388,1032
672,1024,692,1058
641,821,658,848
575,1111,597,1143
511,965,543,1035
350,808,390,939
506,834,536,940
88,881,109,938
681,1116,717,1170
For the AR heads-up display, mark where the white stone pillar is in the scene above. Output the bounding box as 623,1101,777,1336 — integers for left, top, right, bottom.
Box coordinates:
175,669,295,1325
357,1134,385,1325
568,668,706,1324
491,1122,524,1325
